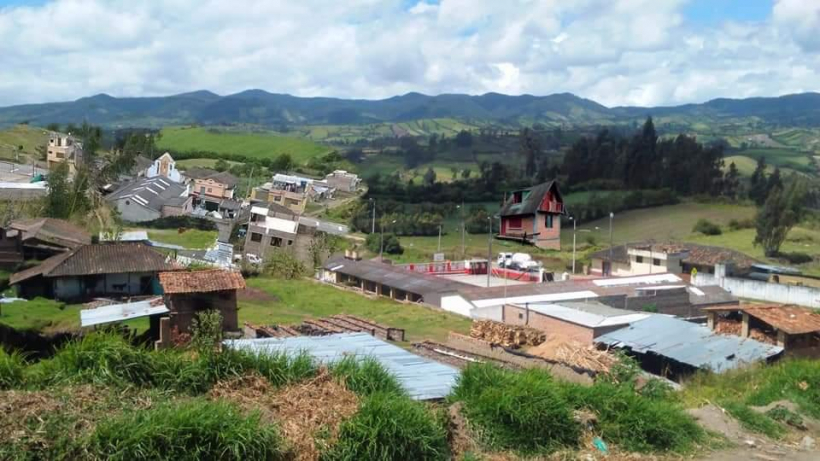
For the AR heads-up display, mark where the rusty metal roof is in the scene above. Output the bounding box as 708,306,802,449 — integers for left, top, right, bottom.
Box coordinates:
159,269,245,294
732,305,820,335
10,217,91,249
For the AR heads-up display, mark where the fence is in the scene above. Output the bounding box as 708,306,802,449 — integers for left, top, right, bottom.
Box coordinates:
693,272,820,309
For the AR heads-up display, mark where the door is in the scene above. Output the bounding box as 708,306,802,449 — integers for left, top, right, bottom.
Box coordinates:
603,261,611,276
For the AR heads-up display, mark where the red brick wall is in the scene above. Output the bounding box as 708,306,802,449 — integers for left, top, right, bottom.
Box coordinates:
502,304,594,344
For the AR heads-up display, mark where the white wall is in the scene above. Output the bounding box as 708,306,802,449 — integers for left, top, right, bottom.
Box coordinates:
440,294,476,317
694,273,820,309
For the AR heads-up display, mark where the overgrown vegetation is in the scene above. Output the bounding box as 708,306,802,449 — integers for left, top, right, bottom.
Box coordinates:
693,219,722,236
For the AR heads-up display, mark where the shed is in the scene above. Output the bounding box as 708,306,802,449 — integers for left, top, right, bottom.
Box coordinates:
158,269,246,334
9,217,91,259
704,304,820,355
225,332,460,400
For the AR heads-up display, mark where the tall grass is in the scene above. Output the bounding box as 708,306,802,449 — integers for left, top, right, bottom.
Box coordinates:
329,356,405,397
88,399,288,460
450,364,580,454
0,349,25,389
722,402,786,439
322,392,449,461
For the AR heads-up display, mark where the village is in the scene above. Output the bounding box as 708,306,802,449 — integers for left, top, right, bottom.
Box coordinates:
0,127,819,459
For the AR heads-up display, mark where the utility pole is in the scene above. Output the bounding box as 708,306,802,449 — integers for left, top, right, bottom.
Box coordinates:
608,212,614,264
245,166,255,199
437,224,442,252
461,200,465,259
370,198,376,234
571,216,577,274
487,216,492,288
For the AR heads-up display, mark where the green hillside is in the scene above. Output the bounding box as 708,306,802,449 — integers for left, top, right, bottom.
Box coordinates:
0,124,48,163
157,126,332,163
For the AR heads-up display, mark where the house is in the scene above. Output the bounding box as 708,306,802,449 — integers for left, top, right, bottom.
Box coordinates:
158,269,246,334
145,152,182,182
9,217,92,259
325,170,360,193
502,301,650,345
497,180,564,249
588,242,758,277
704,305,820,356
106,177,193,222
46,131,83,173
243,205,317,264
10,242,177,300
0,228,24,268
596,315,784,379
183,167,240,213
251,173,318,214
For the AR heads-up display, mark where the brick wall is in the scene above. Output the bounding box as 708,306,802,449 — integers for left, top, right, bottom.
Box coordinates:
502,304,595,344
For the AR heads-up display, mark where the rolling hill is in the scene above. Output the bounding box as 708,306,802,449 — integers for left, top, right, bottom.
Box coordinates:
2,90,820,130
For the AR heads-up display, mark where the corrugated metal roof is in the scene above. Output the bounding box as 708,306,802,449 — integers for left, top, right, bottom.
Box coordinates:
224,333,460,400
472,290,599,308
592,273,682,287
80,298,169,327
596,315,783,373
521,301,650,328
324,257,466,298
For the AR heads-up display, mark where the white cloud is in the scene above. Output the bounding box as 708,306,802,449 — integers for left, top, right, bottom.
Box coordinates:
0,0,817,107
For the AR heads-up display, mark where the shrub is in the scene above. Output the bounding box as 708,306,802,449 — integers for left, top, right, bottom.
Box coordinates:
723,402,786,439
0,349,25,389
692,219,722,236
365,233,403,255
138,215,217,231
323,392,449,461
329,356,405,397
728,218,754,231
190,310,223,354
262,250,307,279
777,251,813,264
88,399,288,460
450,364,579,454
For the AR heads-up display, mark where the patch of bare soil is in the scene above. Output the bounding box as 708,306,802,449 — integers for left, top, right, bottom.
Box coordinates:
238,287,279,303
210,370,359,461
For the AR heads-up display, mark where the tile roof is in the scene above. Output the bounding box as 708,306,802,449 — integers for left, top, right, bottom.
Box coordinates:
184,168,238,187
10,218,91,249
106,177,190,213
499,180,558,217
10,242,177,284
159,269,245,294
707,305,820,335
597,315,784,372
225,333,460,400
589,242,758,268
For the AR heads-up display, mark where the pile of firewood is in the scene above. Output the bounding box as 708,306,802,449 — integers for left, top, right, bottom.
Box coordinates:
530,337,619,374
470,320,546,348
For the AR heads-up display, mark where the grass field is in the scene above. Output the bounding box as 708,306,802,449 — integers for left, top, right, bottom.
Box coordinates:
291,118,491,143
0,298,148,333
0,124,48,163
175,158,241,169
239,278,472,343
732,147,815,175
157,126,332,164
144,228,217,249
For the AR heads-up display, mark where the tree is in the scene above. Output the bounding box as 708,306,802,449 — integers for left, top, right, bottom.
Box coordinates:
455,130,473,148
754,180,805,256
451,167,459,180
749,156,768,205
365,232,403,255
519,128,540,178
44,162,72,219
46,123,60,132
271,153,293,172
78,122,102,164
722,162,740,199
214,159,230,172
423,167,436,187
766,167,783,194
461,168,471,179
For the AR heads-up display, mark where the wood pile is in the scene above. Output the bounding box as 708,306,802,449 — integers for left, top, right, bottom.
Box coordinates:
529,337,618,374
470,320,546,348
244,316,406,342
244,322,300,338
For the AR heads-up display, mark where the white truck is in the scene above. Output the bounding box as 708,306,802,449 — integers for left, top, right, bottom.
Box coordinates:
497,252,542,271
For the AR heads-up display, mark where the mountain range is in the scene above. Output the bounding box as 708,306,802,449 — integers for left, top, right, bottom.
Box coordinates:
1,90,819,129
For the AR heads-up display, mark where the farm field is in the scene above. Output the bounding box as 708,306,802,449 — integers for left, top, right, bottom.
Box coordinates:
239,277,472,343
290,118,494,143
157,126,332,163
175,158,241,169
732,147,815,174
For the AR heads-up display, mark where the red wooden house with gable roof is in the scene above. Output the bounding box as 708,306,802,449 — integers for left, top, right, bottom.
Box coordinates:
497,180,565,250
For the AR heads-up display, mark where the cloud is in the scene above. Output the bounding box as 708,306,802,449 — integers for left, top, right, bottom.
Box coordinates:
0,0,817,107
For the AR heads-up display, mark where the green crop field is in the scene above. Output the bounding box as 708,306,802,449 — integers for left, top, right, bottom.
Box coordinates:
175,158,242,169
290,118,493,143
733,147,815,174
157,126,332,164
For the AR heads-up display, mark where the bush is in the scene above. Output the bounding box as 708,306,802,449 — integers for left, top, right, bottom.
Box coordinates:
728,218,754,231
262,250,307,279
88,399,288,460
323,392,449,461
365,233,403,255
692,219,722,236
723,402,786,439
450,364,579,454
0,349,25,389
777,251,813,264
329,356,405,397
138,215,218,231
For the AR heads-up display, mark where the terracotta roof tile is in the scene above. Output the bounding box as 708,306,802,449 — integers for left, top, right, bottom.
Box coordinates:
10,218,91,249
159,269,246,294
741,305,820,335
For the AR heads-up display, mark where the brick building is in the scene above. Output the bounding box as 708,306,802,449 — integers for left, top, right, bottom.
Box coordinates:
158,269,246,334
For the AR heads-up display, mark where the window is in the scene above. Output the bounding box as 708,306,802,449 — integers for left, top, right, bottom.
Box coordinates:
636,256,644,263
653,258,661,266
250,232,262,242
274,196,282,202
207,188,213,193
125,200,130,205
512,191,523,203
270,237,283,247
518,312,524,320
545,214,554,228
287,240,293,246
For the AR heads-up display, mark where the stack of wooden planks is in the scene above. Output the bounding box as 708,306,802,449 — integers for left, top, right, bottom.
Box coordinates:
470,320,546,348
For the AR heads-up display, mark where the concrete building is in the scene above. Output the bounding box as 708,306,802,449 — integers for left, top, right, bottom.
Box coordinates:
46,131,83,173
184,167,238,200
502,301,650,344
10,242,177,301
589,242,757,277
106,177,193,222
325,170,360,193
244,205,317,264
158,269,245,334
146,152,182,182
497,180,564,250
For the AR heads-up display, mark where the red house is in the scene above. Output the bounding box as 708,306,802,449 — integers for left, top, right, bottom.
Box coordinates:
498,180,564,250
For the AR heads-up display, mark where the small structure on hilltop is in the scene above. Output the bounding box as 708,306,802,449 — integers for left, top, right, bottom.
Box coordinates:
106,177,193,222
158,269,246,334
145,152,182,182
704,304,820,356
9,242,177,300
324,170,360,193
9,217,91,260
497,180,565,250
46,131,83,173
588,242,758,278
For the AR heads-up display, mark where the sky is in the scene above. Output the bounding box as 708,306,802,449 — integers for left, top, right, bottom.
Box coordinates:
0,0,818,107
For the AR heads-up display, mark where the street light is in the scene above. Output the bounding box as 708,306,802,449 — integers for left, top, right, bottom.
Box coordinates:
437,224,442,252
487,216,493,288
369,198,376,235
380,219,397,261
456,202,465,259
608,212,615,272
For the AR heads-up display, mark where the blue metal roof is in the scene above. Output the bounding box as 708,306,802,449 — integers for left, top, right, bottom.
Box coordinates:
596,315,783,373
224,333,460,400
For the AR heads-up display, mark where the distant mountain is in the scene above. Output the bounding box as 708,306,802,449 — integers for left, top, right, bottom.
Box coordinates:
0,90,819,129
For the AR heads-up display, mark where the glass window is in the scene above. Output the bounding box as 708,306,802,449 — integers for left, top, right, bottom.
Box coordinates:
653,258,661,266
271,237,283,247
636,256,644,263
250,232,262,242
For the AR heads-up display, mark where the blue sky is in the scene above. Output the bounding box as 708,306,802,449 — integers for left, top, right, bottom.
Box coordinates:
0,0,817,107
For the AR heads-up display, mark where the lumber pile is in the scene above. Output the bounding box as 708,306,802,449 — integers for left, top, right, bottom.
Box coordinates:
529,338,618,373
470,320,546,348
244,316,407,342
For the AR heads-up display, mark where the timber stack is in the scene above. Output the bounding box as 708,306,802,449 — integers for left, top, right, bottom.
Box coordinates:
470,320,546,348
